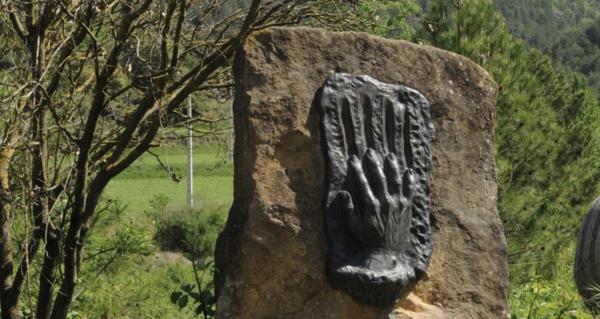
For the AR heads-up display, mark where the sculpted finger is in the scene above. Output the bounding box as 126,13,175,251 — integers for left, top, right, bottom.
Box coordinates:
351,154,386,237
403,168,416,202
349,155,377,211
384,153,403,195
365,148,389,201
341,95,366,157
363,92,386,153
325,191,346,243
338,191,364,243
320,84,349,187
322,107,347,172
385,98,408,170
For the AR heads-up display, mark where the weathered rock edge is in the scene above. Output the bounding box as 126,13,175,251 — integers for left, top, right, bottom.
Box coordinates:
215,27,509,319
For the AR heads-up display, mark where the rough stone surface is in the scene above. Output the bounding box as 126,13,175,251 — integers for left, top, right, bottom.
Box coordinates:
215,27,509,319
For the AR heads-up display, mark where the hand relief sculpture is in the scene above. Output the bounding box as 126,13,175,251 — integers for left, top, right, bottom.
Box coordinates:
318,74,435,306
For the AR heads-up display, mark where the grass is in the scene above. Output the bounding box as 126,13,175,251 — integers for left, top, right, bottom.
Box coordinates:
105,144,233,214
73,253,198,319
107,176,232,217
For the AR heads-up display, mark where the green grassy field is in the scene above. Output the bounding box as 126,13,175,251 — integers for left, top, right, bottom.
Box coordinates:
106,144,233,213
72,144,233,318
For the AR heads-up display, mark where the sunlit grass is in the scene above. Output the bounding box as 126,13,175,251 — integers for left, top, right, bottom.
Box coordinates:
106,144,233,214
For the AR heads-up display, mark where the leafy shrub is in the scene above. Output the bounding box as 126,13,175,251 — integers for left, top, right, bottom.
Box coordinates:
146,195,225,257
170,260,217,319
144,194,225,318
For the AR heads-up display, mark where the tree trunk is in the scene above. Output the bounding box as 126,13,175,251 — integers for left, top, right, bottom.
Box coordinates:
36,231,59,319
0,148,16,319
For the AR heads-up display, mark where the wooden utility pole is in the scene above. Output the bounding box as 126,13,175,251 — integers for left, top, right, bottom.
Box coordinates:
187,95,194,207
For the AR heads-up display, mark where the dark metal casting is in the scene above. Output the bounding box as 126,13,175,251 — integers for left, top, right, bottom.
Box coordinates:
318,73,435,307
575,196,600,311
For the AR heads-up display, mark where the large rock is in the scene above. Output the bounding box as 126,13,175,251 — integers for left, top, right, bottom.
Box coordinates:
215,27,509,319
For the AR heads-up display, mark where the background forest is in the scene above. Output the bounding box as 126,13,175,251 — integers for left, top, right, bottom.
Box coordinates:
1,0,600,318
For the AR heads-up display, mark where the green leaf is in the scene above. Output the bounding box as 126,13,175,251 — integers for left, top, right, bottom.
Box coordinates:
189,292,202,302
170,291,182,304
195,304,203,315
181,283,195,293
201,290,214,304
178,295,189,309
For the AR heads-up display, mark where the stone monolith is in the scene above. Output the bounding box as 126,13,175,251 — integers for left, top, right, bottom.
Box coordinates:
215,27,509,319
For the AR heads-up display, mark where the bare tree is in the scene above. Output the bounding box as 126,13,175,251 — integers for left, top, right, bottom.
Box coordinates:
0,0,369,318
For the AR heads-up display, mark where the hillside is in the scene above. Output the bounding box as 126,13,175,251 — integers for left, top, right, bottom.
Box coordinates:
495,0,600,50
496,0,600,89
